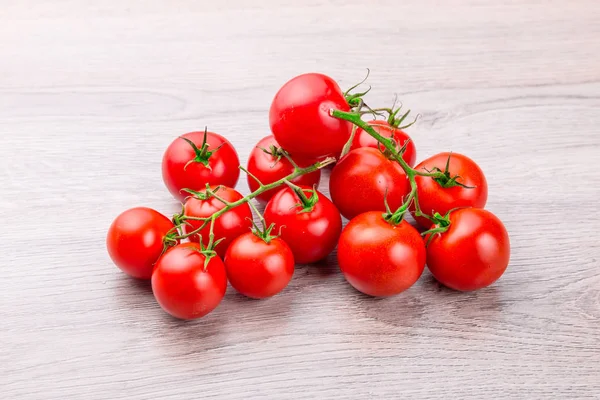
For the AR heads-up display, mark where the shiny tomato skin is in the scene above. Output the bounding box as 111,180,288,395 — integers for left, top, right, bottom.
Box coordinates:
183,186,253,259
247,135,321,202
350,120,417,167
269,73,352,159
426,208,510,291
264,186,342,264
412,152,487,228
329,147,410,220
151,243,227,320
107,207,175,280
162,131,240,201
337,211,426,297
224,233,294,299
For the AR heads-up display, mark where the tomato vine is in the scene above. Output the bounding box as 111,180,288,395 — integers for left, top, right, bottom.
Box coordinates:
167,156,336,254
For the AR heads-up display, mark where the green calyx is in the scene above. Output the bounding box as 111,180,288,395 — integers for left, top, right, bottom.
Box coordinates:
382,187,415,226
427,153,474,189
161,227,180,255
180,187,211,201
251,220,281,244
246,199,281,245
180,184,227,202
383,209,406,226
192,235,226,268
346,87,372,108
259,144,284,161
171,204,189,229
258,144,286,168
422,211,452,246
285,181,319,213
344,69,372,108
387,106,416,130
181,127,222,170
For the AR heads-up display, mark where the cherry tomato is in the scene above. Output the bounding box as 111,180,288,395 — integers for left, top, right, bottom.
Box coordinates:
183,186,253,259
269,73,352,159
349,120,417,167
329,147,410,220
426,208,510,291
152,243,227,320
107,207,175,280
162,130,240,201
411,152,487,228
337,211,426,297
247,135,321,202
264,186,342,264
224,232,294,299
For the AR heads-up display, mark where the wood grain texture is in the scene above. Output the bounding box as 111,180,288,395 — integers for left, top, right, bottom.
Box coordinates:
1,1,599,399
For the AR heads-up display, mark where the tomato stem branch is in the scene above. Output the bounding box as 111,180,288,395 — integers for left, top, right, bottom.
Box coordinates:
340,98,364,158
247,199,280,244
247,200,263,226
280,149,301,170
240,165,265,187
283,179,310,204
169,157,335,243
330,108,434,223
205,186,233,206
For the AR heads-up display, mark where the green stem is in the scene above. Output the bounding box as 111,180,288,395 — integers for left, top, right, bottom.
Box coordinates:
283,179,310,204
205,186,233,206
279,149,301,170
172,157,335,241
247,200,266,230
283,180,319,212
339,98,365,158
247,200,280,244
331,109,406,166
330,108,434,223
205,215,216,249
385,186,416,224
340,119,359,159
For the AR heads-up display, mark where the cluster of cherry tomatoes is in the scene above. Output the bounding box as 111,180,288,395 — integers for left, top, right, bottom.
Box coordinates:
107,72,510,320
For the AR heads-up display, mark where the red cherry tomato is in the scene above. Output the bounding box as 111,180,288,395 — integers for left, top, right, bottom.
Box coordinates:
411,152,487,228
107,207,175,280
264,186,342,264
269,73,352,159
151,243,227,320
247,135,321,202
349,120,417,167
329,147,410,220
337,211,426,297
224,232,294,299
426,208,510,291
183,186,253,259
162,131,240,201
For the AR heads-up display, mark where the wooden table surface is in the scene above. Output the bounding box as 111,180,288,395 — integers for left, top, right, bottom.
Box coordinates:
2,1,599,399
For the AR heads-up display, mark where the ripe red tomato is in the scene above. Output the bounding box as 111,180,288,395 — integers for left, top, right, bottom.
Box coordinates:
264,186,342,264
183,186,253,259
329,147,410,220
426,208,510,291
162,130,240,201
337,211,426,297
107,207,175,280
247,135,321,202
224,232,294,299
269,73,352,159
151,243,227,320
411,152,487,228
349,120,417,167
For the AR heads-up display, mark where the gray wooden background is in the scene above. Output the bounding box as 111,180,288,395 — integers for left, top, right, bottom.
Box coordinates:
2,1,599,399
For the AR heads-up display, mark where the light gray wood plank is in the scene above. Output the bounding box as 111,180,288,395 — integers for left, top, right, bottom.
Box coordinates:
1,0,599,399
